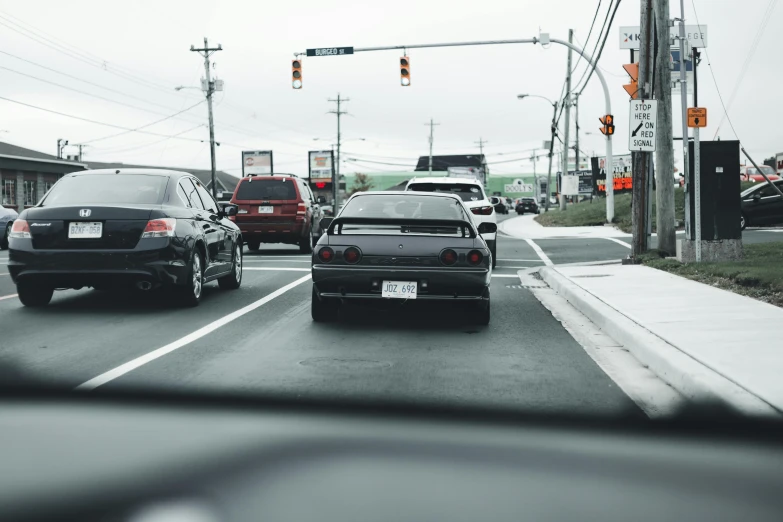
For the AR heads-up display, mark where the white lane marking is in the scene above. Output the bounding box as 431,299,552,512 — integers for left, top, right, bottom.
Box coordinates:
76,274,312,390
491,274,520,278
606,237,631,249
0,272,9,276
523,239,553,266
244,267,310,272
244,259,311,263
497,266,545,269
497,259,546,262
0,293,18,301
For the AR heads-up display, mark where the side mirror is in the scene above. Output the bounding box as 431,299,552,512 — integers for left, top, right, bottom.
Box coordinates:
478,222,497,235
220,203,238,216
320,217,334,231
752,193,762,202
317,196,326,204
489,197,500,205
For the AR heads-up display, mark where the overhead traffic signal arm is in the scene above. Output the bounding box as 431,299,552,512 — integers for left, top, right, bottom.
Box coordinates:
623,63,639,99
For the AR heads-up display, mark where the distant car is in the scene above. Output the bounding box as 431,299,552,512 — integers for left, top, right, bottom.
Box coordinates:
230,174,323,253
515,198,539,215
490,196,508,215
311,191,495,325
7,169,243,307
405,177,498,268
740,179,783,230
740,165,780,183
1,206,18,250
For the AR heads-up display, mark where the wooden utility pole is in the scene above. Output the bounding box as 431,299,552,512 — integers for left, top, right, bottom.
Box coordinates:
654,0,676,255
190,37,222,198
631,0,653,258
425,118,440,174
560,29,574,211
328,93,350,207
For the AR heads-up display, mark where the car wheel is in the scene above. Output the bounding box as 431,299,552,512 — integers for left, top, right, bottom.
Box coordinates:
475,298,490,326
218,242,243,290
311,285,338,322
0,223,10,250
740,213,747,231
299,230,313,254
247,241,260,252
17,282,54,307
178,250,203,307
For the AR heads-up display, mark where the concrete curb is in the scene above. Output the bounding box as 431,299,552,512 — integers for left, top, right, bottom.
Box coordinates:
538,266,778,416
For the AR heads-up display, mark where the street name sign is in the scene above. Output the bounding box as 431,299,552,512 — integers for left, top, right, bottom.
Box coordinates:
619,25,708,49
306,47,354,57
629,100,658,152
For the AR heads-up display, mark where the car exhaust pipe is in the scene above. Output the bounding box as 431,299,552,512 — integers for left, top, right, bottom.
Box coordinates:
136,281,153,291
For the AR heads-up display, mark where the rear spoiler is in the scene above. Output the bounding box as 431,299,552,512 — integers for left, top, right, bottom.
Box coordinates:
326,217,477,238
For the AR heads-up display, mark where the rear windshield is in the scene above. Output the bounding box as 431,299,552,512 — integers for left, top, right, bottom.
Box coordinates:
235,178,297,200
41,174,168,206
341,194,467,221
748,166,776,175
407,182,484,202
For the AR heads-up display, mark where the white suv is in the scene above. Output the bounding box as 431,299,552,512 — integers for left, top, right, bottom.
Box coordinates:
405,177,497,268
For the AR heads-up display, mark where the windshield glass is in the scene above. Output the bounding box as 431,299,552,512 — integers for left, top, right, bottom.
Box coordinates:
407,183,484,202
41,174,168,206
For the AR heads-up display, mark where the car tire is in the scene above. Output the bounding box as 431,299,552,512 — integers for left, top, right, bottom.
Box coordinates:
300,230,313,254
475,298,490,326
740,212,747,231
0,223,10,250
311,285,338,322
218,242,242,290
17,282,54,307
247,241,260,252
178,250,203,307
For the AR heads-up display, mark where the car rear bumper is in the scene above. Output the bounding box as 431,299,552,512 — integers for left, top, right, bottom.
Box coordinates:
7,238,189,289
235,220,305,242
312,265,490,301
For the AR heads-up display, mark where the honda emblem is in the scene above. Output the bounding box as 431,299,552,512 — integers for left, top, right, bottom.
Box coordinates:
79,209,91,217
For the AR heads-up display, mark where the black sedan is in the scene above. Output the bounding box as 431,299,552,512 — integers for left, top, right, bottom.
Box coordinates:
311,192,496,325
7,169,243,307
515,198,540,215
740,179,783,230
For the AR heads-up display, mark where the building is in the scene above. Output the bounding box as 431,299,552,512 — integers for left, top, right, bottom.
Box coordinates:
414,154,487,172
1,140,239,212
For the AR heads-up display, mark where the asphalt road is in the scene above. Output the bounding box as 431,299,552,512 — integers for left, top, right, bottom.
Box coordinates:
0,217,778,416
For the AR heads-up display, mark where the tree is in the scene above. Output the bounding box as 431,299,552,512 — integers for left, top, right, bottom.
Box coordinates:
348,172,374,196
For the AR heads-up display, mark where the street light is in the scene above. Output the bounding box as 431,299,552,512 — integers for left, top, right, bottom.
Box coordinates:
517,94,558,211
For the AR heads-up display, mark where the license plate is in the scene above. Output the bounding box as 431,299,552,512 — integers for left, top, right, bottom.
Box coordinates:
258,206,273,214
381,281,417,299
68,222,102,239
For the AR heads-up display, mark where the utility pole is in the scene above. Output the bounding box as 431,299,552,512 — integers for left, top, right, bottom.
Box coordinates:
425,118,440,174
190,37,222,198
677,0,692,244
631,0,653,258
545,101,558,212
56,138,68,159
328,93,350,207
573,94,580,172
560,29,574,211
475,137,487,157
654,0,676,255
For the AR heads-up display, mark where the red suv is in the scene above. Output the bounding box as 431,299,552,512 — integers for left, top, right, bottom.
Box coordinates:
230,174,324,253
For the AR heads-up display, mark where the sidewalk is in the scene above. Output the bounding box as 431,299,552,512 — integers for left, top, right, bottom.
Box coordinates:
499,213,630,239
537,263,782,415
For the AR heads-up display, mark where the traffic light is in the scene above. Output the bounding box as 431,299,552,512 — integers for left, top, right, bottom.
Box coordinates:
400,56,410,86
292,59,303,89
599,114,615,136
623,63,639,99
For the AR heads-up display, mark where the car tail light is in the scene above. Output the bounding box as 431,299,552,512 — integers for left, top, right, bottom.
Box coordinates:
467,250,483,266
9,219,31,239
343,247,361,264
471,206,494,216
318,247,334,263
297,202,307,215
440,249,458,266
141,218,176,238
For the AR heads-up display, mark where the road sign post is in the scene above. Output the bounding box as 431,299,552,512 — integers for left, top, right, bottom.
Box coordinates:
629,100,658,152
687,107,707,262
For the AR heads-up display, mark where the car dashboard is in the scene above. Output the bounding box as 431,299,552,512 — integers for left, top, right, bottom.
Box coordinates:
1,390,782,522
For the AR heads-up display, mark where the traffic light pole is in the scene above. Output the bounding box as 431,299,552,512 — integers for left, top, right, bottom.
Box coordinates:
297,34,615,223
545,102,558,212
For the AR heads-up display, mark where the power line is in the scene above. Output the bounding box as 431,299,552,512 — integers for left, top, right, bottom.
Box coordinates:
80,100,206,144
571,1,603,79
577,0,622,95
87,125,206,155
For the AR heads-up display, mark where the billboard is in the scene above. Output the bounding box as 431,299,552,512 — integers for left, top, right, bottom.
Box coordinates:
591,155,633,195
242,150,273,176
308,150,334,182
557,170,594,195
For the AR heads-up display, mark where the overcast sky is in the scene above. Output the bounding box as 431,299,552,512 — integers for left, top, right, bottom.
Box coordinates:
0,0,780,178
